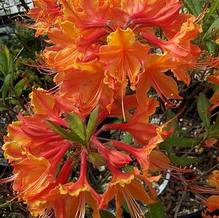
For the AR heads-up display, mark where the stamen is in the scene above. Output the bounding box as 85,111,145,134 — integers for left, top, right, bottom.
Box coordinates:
47,84,60,94
75,192,86,218
121,85,126,122
39,208,55,218
122,189,144,218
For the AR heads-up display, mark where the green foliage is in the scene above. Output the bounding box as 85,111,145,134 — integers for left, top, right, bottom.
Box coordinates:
197,93,210,128
0,45,13,76
201,1,219,53
86,106,100,142
46,120,85,145
169,154,199,166
202,18,219,41
205,0,219,20
184,0,219,53
206,114,219,139
161,136,201,150
0,24,54,114
100,210,116,218
183,0,206,16
145,202,165,218
65,112,86,143
161,134,201,166
121,132,132,144
0,45,25,110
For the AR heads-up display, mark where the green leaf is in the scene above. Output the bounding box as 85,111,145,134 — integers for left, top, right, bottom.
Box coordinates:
145,202,165,218
1,74,12,100
122,164,134,172
0,46,13,76
15,79,26,97
202,18,219,40
183,0,204,16
208,123,219,139
100,210,116,218
86,106,99,142
205,40,217,54
160,136,201,150
197,93,210,128
0,105,8,111
205,0,219,20
170,154,199,166
46,120,84,144
65,112,86,143
121,132,132,144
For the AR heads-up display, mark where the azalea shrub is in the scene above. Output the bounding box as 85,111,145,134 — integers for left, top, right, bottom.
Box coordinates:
1,0,219,218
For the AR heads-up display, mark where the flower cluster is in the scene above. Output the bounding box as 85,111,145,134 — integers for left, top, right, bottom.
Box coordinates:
2,0,218,217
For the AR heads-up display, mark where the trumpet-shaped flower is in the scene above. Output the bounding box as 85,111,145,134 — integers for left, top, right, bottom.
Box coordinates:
99,28,148,90
111,129,164,174
54,60,109,115
92,137,132,168
123,0,181,27
100,170,154,218
137,54,182,103
43,20,82,72
28,0,61,36
43,150,101,218
105,99,160,144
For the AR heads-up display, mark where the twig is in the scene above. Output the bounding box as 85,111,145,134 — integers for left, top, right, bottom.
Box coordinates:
13,47,24,62
195,163,219,180
174,190,187,218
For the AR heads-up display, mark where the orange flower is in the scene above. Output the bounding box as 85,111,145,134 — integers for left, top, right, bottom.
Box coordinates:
100,170,154,218
3,0,209,217
3,120,30,161
105,98,160,144
10,155,55,216
137,54,182,104
12,155,51,195
165,18,201,84
60,0,113,50
123,0,181,27
43,150,101,218
111,129,164,174
30,89,65,116
205,195,219,212
43,20,82,72
92,137,132,168
54,60,108,115
149,150,170,171
3,90,73,160
28,0,61,36
105,94,138,119
137,19,201,104
61,0,109,30
208,170,219,189
141,18,200,59
208,72,219,85
208,72,219,110
99,28,148,90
